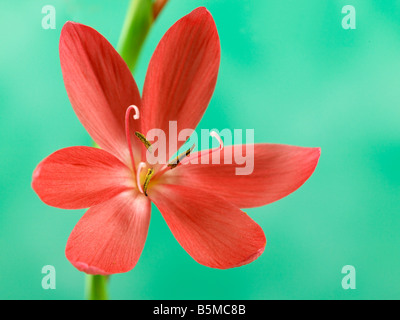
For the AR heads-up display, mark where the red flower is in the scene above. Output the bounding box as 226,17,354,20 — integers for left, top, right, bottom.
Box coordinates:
32,8,320,275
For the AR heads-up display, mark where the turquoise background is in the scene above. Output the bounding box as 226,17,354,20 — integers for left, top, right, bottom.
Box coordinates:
1,0,399,299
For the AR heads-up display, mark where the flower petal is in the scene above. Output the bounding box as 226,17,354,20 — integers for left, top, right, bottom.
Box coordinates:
66,191,151,275
141,7,220,159
149,184,266,269
32,147,134,209
165,144,320,208
59,22,142,164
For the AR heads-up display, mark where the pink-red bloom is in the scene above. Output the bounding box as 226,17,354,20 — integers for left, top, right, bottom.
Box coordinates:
32,8,320,275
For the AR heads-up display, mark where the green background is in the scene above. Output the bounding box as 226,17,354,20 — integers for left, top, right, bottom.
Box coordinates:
1,0,399,300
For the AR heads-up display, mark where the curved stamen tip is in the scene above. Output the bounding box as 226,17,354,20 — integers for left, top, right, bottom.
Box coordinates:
136,162,146,194
210,131,224,150
129,105,140,120
125,105,140,169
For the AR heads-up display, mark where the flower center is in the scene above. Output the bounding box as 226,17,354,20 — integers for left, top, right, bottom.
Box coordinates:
132,128,224,196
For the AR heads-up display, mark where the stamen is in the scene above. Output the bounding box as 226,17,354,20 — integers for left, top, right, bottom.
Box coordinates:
143,168,155,196
168,144,196,169
154,131,224,178
136,162,146,194
135,131,152,152
125,105,140,168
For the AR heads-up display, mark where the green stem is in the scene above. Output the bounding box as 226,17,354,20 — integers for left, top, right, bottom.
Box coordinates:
86,275,109,300
117,0,154,72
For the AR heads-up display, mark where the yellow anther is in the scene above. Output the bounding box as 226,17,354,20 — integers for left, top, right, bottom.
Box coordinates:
143,168,155,196
168,144,195,169
135,131,152,151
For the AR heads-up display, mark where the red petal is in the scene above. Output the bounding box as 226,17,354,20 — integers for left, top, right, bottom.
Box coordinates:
149,184,266,269
167,144,321,208
66,191,151,275
32,147,133,209
59,22,142,164
141,7,220,159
